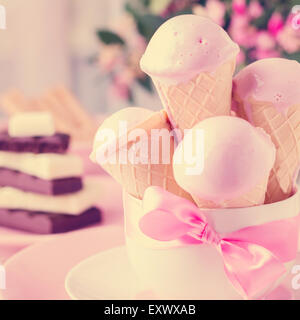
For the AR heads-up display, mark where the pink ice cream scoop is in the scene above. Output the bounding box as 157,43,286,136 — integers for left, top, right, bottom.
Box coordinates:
233,58,300,203
173,116,276,207
233,58,300,117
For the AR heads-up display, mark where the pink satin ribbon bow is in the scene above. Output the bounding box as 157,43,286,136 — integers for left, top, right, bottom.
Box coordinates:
139,187,299,299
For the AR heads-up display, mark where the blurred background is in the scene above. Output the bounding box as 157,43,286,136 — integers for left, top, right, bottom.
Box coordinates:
0,0,299,117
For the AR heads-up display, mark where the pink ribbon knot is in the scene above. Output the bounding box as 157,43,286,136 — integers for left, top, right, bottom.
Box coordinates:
188,222,221,246
139,187,299,299
183,214,220,246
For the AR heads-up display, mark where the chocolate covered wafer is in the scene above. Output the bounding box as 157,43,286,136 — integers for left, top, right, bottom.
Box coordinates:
0,131,70,154
0,206,102,234
0,168,82,195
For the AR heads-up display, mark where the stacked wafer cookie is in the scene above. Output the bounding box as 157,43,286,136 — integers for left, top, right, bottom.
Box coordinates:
0,87,97,141
0,112,101,234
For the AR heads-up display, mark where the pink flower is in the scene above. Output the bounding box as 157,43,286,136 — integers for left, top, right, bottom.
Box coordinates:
236,50,246,65
286,11,300,31
109,68,135,101
291,14,300,31
193,5,207,17
229,14,257,48
109,78,130,101
232,0,246,15
277,25,300,54
256,31,276,50
250,48,280,60
193,0,226,26
113,14,137,42
101,12,148,95
248,0,263,19
205,0,226,26
98,44,124,72
162,0,194,18
109,82,129,101
268,12,284,36
118,68,135,86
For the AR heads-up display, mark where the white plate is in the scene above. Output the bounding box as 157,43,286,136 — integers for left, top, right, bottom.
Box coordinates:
65,245,300,300
65,246,155,300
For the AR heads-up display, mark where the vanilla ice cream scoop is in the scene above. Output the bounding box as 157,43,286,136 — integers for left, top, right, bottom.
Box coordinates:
140,14,239,85
173,116,276,206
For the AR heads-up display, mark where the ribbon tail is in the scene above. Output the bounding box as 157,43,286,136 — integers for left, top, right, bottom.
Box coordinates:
220,240,287,299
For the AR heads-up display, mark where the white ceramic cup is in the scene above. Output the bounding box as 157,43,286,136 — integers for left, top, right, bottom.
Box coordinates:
124,190,300,300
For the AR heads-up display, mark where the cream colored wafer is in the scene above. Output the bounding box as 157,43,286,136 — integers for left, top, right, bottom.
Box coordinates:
235,96,300,203
154,60,236,131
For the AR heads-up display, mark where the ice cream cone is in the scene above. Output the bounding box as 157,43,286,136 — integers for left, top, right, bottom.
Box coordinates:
233,58,300,203
140,15,239,132
235,98,300,204
154,60,236,131
92,109,194,202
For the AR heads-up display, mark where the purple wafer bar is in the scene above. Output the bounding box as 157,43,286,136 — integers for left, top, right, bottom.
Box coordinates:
0,207,102,234
0,131,70,154
0,168,82,195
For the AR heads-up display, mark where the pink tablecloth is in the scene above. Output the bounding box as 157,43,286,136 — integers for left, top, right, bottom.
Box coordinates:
1,225,125,300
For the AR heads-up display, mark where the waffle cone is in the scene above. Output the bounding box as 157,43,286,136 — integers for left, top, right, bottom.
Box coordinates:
235,95,300,203
100,110,194,202
153,60,236,131
192,177,268,208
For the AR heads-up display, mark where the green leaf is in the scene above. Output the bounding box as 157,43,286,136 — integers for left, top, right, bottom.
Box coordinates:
97,30,125,45
125,2,165,40
251,8,275,30
137,76,153,93
125,3,140,20
141,0,151,7
291,0,300,7
223,9,231,30
136,14,165,41
149,0,172,14
170,8,193,17
128,89,134,103
283,51,300,62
